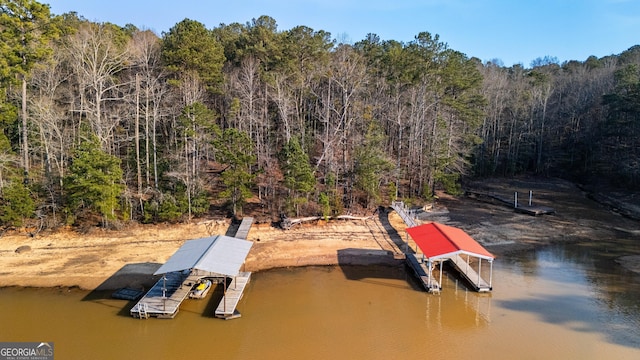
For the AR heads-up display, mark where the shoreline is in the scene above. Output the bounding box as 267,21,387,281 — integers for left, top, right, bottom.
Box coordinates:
0,215,414,291
2,177,640,291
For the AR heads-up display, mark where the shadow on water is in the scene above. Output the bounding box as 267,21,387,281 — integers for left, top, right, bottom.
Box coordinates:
500,243,640,349
82,262,162,317
199,280,226,318
336,250,430,292
335,207,426,291
498,293,640,349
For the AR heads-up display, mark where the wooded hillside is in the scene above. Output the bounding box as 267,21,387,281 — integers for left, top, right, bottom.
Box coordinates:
1,0,639,229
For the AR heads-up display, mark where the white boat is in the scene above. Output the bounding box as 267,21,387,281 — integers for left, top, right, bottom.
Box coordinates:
190,279,212,299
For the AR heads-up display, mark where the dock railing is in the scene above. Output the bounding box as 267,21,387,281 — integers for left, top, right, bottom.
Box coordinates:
391,201,417,228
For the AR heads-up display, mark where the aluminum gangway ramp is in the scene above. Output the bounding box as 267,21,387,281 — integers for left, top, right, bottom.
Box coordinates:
215,271,251,319
235,217,254,240
391,201,417,228
449,254,492,292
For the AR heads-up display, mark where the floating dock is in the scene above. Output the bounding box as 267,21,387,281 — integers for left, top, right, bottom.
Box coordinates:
130,234,254,320
449,254,492,292
131,272,203,319
215,272,251,319
405,253,441,293
392,201,495,293
112,288,144,301
466,190,555,216
211,217,254,319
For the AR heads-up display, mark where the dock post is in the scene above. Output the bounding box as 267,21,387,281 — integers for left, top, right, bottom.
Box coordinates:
489,260,494,290
439,260,443,290
529,190,532,206
514,192,518,208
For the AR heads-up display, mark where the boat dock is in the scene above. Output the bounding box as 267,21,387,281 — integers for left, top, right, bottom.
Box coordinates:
131,271,203,319
210,217,254,319
215,272,251,319
392,201,495,293
449,254,492,292
130,234,254,320
466,190,555,216
405,253,441,293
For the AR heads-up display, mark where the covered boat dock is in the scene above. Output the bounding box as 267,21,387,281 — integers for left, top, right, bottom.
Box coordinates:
406,222,495,293
130,234,253,319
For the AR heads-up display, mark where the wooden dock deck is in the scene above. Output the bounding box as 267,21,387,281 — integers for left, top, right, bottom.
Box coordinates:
449,254,492,292
405,253,440,293
215,272,251,319
130,272,202,319
466,190,555,216
234,217,254,240
514,205,555,216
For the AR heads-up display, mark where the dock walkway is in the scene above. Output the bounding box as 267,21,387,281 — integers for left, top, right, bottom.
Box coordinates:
235,217,254,240
215,272,251,319
406,253,440,292
449,254,492,292
212,217,254,319
391,201,417,228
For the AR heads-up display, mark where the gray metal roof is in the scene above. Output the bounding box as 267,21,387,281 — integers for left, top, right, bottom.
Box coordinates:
153,235,253,277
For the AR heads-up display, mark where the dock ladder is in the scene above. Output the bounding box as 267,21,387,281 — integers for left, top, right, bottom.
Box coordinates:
137,303,149,319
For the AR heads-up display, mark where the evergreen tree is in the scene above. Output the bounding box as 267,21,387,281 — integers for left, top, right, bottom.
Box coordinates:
162,18,225,91
64,135,124,225
0,0,58,179
354,121,393,207
0,179,34,226
214,128,256,216
279,137,315,215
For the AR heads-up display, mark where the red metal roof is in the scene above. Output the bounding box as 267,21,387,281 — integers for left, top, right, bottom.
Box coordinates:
406,222,494,260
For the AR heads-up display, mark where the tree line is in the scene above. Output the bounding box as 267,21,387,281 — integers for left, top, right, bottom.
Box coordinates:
1,0,639,229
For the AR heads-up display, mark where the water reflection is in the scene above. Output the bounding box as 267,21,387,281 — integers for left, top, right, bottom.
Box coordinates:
499,243,640,349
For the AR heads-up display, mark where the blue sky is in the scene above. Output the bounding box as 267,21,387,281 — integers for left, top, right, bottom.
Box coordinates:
46,0,640,67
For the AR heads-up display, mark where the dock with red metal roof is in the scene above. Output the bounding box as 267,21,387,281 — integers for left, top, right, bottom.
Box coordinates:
392,201,495,293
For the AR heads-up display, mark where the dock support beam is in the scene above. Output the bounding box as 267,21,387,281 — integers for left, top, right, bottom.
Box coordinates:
489,261,493,290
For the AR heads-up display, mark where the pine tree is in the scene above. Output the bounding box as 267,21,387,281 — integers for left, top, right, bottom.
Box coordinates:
0,179,34,226
162,18,225,92
64,135,124,225
279,137,315,215
354,121,393,208
0,0,58,180
214,128,256,216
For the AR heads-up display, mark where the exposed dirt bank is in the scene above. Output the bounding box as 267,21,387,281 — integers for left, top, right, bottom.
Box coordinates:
1,177,638,291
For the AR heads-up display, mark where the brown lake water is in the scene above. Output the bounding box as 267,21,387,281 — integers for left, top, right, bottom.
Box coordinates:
1,240,640,360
